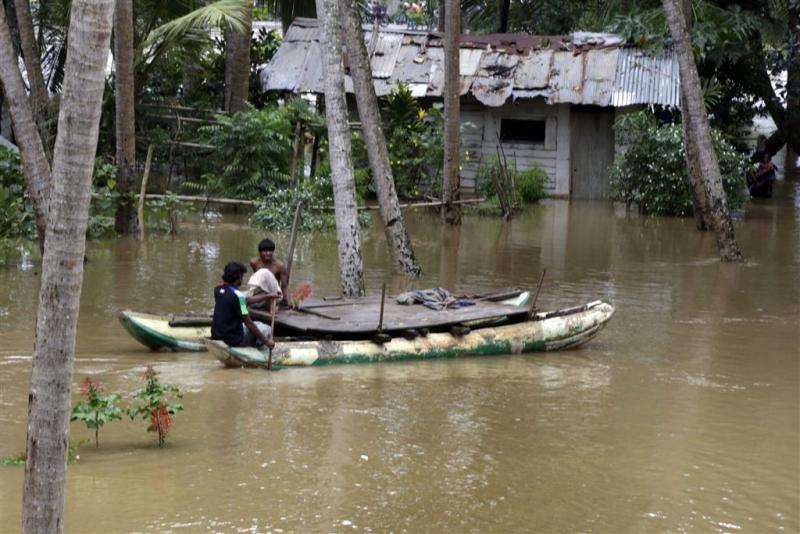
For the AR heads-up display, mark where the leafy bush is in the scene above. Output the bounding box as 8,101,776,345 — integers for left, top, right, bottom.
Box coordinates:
609,111,749,217
516,167,548,202
382,84,446,198
128,365,183,447
70,377,122,448
250,174,371,231
474,156,548,215
0,148,37,240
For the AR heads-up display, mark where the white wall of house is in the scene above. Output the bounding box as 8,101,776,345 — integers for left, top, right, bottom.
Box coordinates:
460,100,571,197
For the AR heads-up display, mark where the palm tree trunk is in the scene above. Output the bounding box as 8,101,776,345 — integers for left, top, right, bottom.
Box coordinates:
786,2,800,156
496,0,510,33
224,1,252,114
13,0,48,134
441,0,461,225
339,0,421,278
0,1,51,246
662,0,743,262
21,1,115,531
114,0,138,234
314,0,365,296
677,0,709,231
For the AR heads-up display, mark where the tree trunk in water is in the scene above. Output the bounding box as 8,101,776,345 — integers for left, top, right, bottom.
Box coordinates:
441,0,461,225
114,0,138,234
496,0,510,33
662,0,743,262
21,1,115,531
677,0,709,231
224,1,252,114
315,0,365,296
13,0,48,136
340,0,421,278
786,3,800,156
0,1,51,246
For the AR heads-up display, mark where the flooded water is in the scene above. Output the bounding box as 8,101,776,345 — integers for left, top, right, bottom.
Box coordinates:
1,180,798,532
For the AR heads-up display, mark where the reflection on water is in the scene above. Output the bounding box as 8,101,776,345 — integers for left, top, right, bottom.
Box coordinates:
0,179,798,532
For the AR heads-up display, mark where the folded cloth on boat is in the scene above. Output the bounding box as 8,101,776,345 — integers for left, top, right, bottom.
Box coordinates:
246,268,282,300
396,287,475,311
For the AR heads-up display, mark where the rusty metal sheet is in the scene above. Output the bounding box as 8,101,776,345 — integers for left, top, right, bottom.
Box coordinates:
581,48,618,106
370,33,403,79
513,50,553,89
459,48,483,76
283,21,319,42
549,51,584,103
394,44,435,84
470,52,518,106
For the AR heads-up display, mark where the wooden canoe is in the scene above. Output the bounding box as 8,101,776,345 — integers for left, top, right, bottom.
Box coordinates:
118,291,532,352
205,301,615,369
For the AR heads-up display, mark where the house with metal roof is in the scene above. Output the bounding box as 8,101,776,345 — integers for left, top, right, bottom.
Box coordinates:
260,18,680,199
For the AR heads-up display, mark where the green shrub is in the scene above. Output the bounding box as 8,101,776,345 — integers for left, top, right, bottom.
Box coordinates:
0,148,37,240
516,167,548,202
609,111,749,216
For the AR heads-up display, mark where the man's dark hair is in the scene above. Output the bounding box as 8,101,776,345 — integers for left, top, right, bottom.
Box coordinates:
258,238,275,252
222,261,247,284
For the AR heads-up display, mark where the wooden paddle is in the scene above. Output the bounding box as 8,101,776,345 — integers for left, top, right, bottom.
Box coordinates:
267,299,277,371
528,268,547,318
373,283,392,344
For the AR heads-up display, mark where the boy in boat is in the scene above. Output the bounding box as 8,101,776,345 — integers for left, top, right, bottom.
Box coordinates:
211,262,275,349
250,238,289,305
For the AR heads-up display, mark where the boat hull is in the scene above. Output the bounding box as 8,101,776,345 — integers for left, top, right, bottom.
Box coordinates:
205,301,615,368
119,310,210,352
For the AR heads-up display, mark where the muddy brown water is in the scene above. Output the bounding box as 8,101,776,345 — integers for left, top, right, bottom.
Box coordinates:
1,182,798,533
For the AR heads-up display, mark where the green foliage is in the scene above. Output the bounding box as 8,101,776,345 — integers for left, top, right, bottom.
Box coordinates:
0,148,37,241
1,452,27,466
199,105,296,197
70,377,123,448
609,111,749,217
127,365,183,447
516,167,548,202
250,175,371,231
476,156,548,204
382,84,446,198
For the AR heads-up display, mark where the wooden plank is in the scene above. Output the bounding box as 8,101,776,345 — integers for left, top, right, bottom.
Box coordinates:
269,299,529,335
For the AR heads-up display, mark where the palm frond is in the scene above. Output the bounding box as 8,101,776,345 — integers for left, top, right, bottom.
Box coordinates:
142,0,250,53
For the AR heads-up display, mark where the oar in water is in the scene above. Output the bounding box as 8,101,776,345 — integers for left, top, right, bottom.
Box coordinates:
267,299,277,371
373,283,392,344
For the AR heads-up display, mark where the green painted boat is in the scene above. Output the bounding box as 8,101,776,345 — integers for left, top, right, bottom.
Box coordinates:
205,301,615,369
119,310,210,352
119,291,533,353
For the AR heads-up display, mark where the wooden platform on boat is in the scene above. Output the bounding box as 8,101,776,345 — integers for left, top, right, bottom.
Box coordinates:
250,295,530,336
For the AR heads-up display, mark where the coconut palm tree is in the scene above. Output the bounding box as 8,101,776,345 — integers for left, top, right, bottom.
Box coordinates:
20,1,116,531
662,0,743,262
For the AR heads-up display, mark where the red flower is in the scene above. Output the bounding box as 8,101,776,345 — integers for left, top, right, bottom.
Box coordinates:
292,282,313,303
149,406,173,435
79,377,103,399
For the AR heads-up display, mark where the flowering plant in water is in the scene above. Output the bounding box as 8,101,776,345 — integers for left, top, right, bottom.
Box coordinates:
127,365,183,447
70,377,123,448
291,281,313,309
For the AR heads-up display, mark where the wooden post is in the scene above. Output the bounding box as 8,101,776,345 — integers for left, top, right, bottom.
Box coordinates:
137,143,155,239
285,201,303,290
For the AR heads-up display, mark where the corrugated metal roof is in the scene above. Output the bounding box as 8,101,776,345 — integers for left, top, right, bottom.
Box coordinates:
370,33,403,79
262,20,681,108
611,48,680,107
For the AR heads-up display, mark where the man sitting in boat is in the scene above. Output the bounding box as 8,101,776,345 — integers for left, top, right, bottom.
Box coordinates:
212,262,275,349
250,238,288,305
245,267,282,310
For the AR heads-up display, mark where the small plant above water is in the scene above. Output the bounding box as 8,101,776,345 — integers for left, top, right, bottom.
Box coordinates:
71,377,123,448
128,365,183,447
